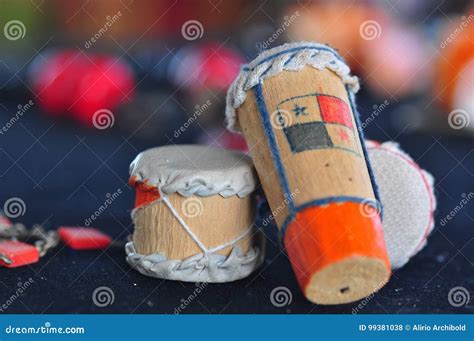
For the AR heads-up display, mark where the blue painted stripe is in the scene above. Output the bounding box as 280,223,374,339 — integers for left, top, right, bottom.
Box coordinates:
253,45,343,68
259,64,273,78
254,83,296,212
278,196,382,244
283,52,298,66
345,86,383,218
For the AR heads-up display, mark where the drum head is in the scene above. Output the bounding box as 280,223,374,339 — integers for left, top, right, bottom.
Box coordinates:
367,141,435,269
129,145,257,198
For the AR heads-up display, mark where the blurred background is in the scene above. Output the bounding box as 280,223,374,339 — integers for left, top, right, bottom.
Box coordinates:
0,0,472,313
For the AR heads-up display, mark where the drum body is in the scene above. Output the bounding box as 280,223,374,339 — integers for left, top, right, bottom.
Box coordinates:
226,42,391,304
126,145,264,283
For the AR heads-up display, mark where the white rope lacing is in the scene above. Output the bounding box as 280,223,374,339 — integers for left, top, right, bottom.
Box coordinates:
139,188,254,256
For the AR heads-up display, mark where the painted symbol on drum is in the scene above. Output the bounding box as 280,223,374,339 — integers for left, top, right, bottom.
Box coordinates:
275,93,360,157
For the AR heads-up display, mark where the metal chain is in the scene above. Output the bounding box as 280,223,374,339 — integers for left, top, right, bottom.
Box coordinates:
0,223,59,264
31,224,60,257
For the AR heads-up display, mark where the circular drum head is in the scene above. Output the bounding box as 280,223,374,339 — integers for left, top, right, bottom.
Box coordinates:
367,141,436,269
129,144,257,198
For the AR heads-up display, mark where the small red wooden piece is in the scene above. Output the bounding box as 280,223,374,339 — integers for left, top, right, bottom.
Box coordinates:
0,240,40,268
58,227,112,250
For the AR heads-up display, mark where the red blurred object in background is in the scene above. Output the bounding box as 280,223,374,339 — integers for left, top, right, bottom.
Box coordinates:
30,50,90,116
170,42,244,92
198,128,249,153
30,49,135,127
70,55,135,126
168,42,244,128
58,226,112,250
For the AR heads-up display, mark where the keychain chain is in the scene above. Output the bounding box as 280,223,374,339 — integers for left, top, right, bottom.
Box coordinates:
0,222,59,265
0,213,123,268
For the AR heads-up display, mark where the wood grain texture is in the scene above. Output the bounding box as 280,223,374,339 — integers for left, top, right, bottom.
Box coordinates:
133,191,256,260
239,67,376,226
237,66,390,304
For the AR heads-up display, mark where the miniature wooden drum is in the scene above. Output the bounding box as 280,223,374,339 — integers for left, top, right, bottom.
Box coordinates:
226,42,391,304
125,145,265,283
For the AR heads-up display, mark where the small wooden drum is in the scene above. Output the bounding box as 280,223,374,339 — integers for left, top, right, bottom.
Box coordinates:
125,145,264,283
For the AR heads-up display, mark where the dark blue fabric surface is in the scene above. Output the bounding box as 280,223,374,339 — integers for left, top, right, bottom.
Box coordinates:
0,97,473,314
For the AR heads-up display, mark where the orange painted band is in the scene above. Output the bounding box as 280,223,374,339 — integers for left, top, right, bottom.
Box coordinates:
283,201,390,292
